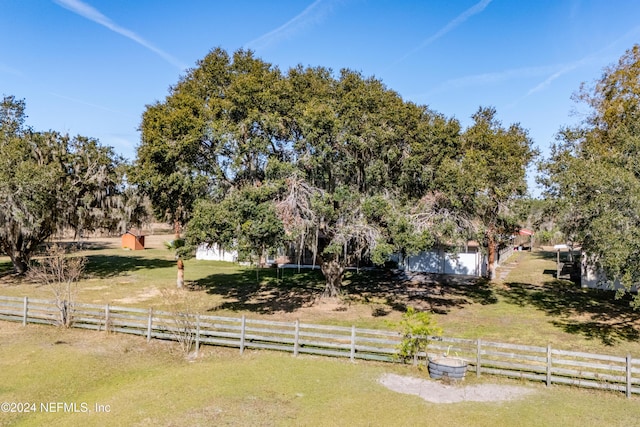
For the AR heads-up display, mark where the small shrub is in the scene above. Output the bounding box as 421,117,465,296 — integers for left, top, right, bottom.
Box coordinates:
395,306,442,368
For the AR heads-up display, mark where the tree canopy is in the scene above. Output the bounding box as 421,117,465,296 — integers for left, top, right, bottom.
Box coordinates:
443,107,537,279
540,44,640,304
135,48,537,296
0,95,138,274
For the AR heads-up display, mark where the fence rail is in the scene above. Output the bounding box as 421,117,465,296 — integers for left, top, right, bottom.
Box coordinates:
1,295,639,398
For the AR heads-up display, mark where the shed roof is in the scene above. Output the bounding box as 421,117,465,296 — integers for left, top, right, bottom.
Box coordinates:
125,228,144,237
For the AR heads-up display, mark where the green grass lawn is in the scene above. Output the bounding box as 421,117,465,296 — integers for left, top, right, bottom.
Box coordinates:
1,237,640,357
2,238,640,424
1,322,640,427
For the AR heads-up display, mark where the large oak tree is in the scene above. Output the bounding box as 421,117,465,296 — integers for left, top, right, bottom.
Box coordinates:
136,48,536,296
541,45,640,304
441,107,537,279
0,96,130,274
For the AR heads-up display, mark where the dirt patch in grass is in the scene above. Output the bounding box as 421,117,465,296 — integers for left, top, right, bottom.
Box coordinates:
379,373,535,403
113,286,162,304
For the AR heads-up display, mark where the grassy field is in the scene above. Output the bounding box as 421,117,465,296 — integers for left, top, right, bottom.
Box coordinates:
2,236,640,424
1,322,640,427
1,235,639,356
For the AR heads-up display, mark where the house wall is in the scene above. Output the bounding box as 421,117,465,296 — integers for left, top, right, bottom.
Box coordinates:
580,252,638,291
401,249,486,277
195,243,237,262
195,242,489,277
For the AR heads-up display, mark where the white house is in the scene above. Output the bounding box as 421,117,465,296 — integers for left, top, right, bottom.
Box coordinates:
196,241,492,278
397,247,488,277
195,243,237,262
195,243,281,265
581,252,638,292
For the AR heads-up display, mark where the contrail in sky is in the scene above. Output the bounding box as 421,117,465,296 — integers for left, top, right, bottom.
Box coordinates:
526,63,584,96
0,63,22,76
49,92,130,116
526,24,640,96
245,0,335,50
54,0,187,70
413,64,559,100
391,0,493,67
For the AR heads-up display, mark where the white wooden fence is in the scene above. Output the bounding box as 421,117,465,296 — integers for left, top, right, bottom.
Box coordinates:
1,295,639,398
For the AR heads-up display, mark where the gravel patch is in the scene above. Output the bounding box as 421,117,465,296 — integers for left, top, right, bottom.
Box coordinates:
379,373,535,404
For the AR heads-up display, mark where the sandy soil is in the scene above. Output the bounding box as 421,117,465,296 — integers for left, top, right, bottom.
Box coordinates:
379,373,535,404
112,287,163,304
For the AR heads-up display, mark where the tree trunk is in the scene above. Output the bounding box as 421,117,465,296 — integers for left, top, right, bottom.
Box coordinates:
174,220,182,239
177,259,184,288
486,233,496,280
320,259,344,298
8,250,29,275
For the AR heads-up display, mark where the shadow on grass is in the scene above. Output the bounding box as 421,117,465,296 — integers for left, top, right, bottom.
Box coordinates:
534,249,580,279
58,240,116,252
0,260,14,278
341,270,498,315
1,243,118,278
499,280,640,346
534,250,560,261
84,254,176,278
194,267,325,314
191,267,499,315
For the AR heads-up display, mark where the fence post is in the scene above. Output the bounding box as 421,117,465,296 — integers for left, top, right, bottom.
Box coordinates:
476,339,481,378
146,308,153,342
350,326,356,362
546,344,552,387
104,304,110,333
627,354,632,399
22,297,28,326
240,315,246,354
195,314,200,357
293,320,300,356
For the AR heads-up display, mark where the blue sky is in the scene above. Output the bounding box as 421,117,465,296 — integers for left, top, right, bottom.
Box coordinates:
2,1,640,194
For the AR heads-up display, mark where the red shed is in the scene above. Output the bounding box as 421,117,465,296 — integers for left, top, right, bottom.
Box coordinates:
122,230,145,250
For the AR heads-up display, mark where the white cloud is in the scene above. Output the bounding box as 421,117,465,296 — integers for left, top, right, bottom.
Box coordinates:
54,0,187,70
